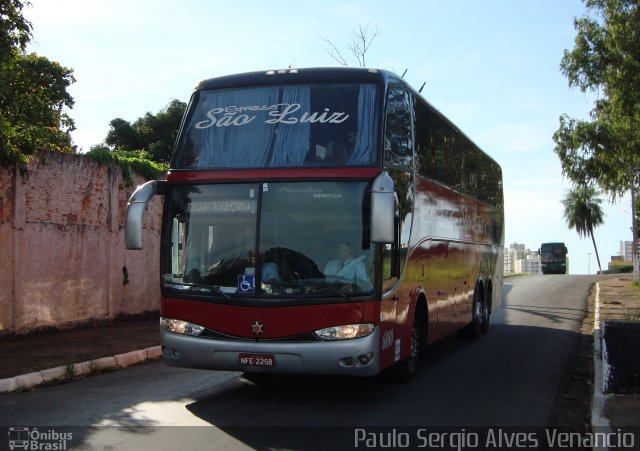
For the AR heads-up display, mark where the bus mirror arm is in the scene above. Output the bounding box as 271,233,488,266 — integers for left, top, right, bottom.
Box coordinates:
371,171,395,244
125,180,166,250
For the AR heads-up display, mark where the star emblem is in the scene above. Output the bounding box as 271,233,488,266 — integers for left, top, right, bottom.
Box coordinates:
250,321,264,336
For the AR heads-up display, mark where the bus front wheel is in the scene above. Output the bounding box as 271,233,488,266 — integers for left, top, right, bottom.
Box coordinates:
388,311,424,382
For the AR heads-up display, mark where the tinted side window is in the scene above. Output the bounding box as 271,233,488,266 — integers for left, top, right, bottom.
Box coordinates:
414,98,458,188
384,84,413,168
413,95,503,209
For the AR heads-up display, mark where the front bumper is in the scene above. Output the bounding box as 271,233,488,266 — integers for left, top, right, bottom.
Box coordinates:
161,327,380,377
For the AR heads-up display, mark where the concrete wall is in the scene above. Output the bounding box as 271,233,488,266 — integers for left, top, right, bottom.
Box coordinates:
0,152,162,335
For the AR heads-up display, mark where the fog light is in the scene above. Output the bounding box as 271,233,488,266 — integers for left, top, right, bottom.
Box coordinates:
162,346,181,360
340,357,354,367
358,353,374,365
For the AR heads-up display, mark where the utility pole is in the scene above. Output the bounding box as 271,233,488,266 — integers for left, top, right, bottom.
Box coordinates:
629,165,639,281
632,174,639,280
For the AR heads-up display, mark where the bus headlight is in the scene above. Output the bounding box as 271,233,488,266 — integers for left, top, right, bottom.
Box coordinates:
314,323,375,341
161,317,204,336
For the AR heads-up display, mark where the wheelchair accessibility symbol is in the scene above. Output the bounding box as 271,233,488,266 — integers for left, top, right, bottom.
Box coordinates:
238,274,255,294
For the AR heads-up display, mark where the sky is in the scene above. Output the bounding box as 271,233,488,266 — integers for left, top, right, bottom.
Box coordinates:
23,0,634,275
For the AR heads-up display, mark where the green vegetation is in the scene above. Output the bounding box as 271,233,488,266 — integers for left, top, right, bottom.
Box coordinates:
86,147,168,186
553,0,640,198
608,259,633,274
0,0,76,168
561,185,605,273
64,363,75,380
103,99,186,165
554,0,640,278
0,0,176,179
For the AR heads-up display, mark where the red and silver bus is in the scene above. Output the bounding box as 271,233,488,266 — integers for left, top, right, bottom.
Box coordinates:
126,68,504,381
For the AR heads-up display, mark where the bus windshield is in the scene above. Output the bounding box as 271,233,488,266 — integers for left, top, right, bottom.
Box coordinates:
541,243,566,263
172,83,379,169
162,181,374,299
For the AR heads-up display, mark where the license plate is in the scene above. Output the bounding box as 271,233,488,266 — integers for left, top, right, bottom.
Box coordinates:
239,353,275,367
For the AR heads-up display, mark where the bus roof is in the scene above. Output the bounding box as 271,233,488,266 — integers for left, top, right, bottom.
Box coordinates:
185,67,500,174
194,67,398,91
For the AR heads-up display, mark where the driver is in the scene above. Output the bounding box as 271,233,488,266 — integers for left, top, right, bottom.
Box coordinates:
323,243,371,289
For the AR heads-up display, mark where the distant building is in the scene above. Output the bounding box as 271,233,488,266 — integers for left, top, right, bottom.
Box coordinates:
504,243,541,275
515,254,542,274
620,241,634,261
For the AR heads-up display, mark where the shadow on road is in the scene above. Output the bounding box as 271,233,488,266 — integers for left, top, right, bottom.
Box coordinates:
184,322,586,450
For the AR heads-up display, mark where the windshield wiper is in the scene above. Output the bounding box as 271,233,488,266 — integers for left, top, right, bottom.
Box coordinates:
167,282,232,299
290,280,351,299
191,284,232,300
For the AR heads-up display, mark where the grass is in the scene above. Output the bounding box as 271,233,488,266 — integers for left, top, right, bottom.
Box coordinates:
65,363,75,380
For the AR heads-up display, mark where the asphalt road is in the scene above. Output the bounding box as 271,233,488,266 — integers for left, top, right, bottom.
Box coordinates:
0,275,605,450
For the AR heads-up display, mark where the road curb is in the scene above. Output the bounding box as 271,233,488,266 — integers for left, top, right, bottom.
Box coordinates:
591,282,611,451
0,345,162,395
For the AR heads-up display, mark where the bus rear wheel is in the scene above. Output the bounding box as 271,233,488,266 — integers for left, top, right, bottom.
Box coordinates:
480,286,491,334
462,288,488,339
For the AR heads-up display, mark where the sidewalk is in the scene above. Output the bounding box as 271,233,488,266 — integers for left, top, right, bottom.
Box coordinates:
591,275,640,430
0,312,161,394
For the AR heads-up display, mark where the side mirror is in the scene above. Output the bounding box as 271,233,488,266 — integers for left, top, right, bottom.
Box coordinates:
371,171,395,244
125,180,166,250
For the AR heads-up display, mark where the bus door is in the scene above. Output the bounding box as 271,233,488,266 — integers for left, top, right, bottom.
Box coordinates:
380,231,406,368
379,170,414,368
380,82,415,367
380,269,400,368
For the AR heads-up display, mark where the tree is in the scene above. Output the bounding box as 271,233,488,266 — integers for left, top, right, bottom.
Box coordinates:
553,0,640,277
553,0,640,195
323,22,381,68
104,99,186,164
0,0,31,59
0,0,76,168
562,185,606,273
104,118,140,151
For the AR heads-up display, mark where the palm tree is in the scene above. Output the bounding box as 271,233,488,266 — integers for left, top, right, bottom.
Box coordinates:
562,185,605,273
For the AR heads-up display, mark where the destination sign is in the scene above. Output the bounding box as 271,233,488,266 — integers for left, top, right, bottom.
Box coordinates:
190,199,257,214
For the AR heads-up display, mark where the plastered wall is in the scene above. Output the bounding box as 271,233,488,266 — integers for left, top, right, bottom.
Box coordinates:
0,152,162,335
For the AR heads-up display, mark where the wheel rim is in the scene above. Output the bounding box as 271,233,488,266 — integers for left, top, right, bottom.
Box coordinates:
410,324,420,359
406,323,421,374
475,296,487,325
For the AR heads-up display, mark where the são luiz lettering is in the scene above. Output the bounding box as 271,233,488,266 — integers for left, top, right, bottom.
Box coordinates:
195,103,349,129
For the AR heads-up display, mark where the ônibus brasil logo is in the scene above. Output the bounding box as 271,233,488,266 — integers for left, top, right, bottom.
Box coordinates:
8,427,73,450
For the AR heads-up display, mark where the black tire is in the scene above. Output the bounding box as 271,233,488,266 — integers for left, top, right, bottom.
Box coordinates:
388,313,424,382
481,286,491,334
462,287,487,340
